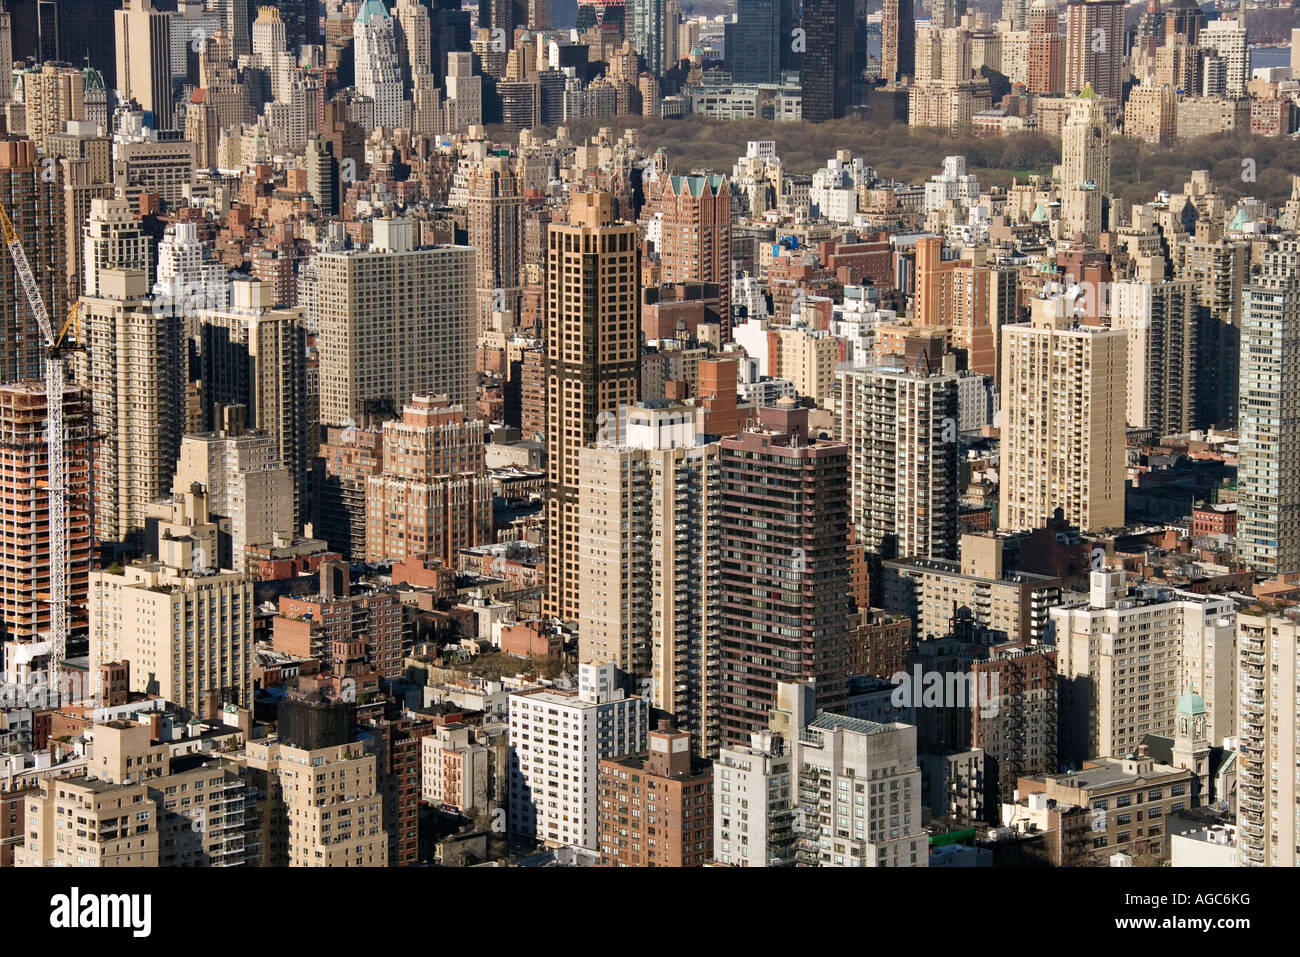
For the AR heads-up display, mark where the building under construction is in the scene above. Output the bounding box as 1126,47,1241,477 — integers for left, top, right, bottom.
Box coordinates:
0,379,92,646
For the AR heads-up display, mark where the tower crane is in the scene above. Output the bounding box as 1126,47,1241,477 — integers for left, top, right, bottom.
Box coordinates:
0,198,78,688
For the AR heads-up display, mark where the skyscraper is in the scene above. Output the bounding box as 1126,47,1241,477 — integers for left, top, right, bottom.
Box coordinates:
579,403,722,757
801,0,854,122
0,139,65,384
657,174,732,334
730,0,780,84
881,0,916,83
196,279,308,529
1063,0,1125,99
354,0,405,129
394,0,433,87
838,364,960,562
114,0,174,131
1110,255,1196,435
1237,612,1299,866
718,404,850,747
999,295,1126,533
543,192,640,621
0,381,92,646
1058,85,1110,243
315,217,475,426
81,267,185,545
1236,243,1300,575
0,4,12,105
631,0,666,77
467,155,525,334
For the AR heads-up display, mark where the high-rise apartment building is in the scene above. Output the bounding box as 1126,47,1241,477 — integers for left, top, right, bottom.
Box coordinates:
354,0,405,128
1063,0,1125,99
114,0,173,131
1110,255,1196,435
1052,568,1236,764
839,364,960,561
1182,236,1248,430
508,661,650,849
658,174,732,334
316,422,384,560
467,155,525,334
719,405,850,746
89,486,253,714
245,713,388,867
0,381,91,646
1237,611,1299,866
713,729,795,866
1237,243,1300,574
911,237,1018,379
21,65,84,148
315,217,475,425
15,719,252,868
999,295,1126,533
787,687,929,867
196,279,308,528
544,192,640,621
172,409,295,576
801,0,854,122
80,267,185,544
579,402,722,756
1027,0,1064,94
14,769,159,867
83,197,151,299
882,0,916,83
1200,18,1247,96
365,394,492,568
882,534,1062,644
0,139,65,384
598,725,713,866
970,644,1058,806
1058,86,1111,243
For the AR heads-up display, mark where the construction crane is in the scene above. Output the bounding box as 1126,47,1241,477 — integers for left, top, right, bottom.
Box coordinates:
0,198,75,687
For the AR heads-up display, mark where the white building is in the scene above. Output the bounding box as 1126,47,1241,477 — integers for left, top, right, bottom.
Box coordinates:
1169,823,1237,867
924,155,980,214
1051,568,1237,764
1201,20,1248,96
507,662,649,849
353,0,404,129
791,710,929,867
714,729,794,867
153,221,229,314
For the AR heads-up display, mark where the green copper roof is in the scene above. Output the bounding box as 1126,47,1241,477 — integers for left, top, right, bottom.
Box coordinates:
1078,82,1098,99
355,0,389,24
669,173,725,197
1176,691,1205,715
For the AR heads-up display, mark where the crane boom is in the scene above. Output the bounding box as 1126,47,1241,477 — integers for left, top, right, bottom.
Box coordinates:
0,200,69,687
